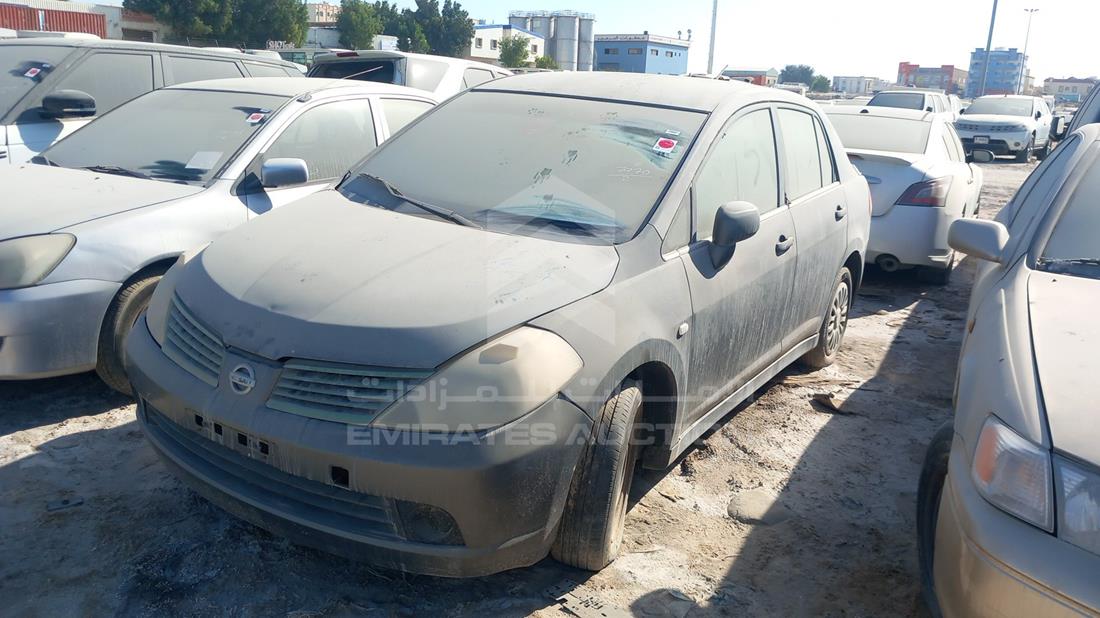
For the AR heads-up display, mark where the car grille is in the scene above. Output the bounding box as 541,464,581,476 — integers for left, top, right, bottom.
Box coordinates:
163,295,225,386
955,122,1021,132
268,359,434,424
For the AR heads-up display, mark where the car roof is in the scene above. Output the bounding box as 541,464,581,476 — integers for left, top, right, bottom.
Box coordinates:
165,77,437,100
0,37,295,66
311,50,506,72
974,94,1038,101
470,72,810,113
825,106,936,122
874,89,940,96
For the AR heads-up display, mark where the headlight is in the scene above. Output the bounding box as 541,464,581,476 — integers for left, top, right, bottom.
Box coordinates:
0,234,75,290
971,416,1053,531
146,246,207,347
1055,456,1100,555
371,326,583,431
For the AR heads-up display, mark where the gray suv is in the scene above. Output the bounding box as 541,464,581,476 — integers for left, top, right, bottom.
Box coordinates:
0,38,300,165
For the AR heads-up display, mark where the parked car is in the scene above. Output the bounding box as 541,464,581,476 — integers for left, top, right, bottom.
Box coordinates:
0,38,302,165
954,95,1055,162
125,73,871,577
867,89,955,118
0,77,436,391
203,47,308,74
307,50,511,98
917,124,1100,616
826,106,982,283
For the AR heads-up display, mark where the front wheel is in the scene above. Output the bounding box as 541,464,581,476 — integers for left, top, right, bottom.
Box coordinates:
552,380,643,571
1015,138,1034,163
917,422,954,617
801,267,852,369
1035,139,1051,161
96,271,165,395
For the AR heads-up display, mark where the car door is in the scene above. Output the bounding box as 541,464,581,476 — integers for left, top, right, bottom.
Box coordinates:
12,49,157,162
776,106,849,346
1035,99,1054,145
943,123,980,215
239,97,381,217
679,106,796,425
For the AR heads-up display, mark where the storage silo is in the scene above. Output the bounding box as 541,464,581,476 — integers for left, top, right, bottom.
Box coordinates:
577,16,595,71
508,14,528,31
553,13,579,71
529,14,552,45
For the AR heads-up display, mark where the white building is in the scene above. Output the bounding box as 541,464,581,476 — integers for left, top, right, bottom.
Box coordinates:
306,2,340,24
467,23,545,67
833,75,891,95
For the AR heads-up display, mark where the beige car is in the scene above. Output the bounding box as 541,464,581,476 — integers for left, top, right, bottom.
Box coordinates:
917,125,1100,616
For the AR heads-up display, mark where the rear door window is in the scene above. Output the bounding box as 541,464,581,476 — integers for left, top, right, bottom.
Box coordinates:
778,108,826,201
814,116,837,184
381,98,434,134
46,51,155,116
244,62,292,78
462,68,495,88
167,55,243,84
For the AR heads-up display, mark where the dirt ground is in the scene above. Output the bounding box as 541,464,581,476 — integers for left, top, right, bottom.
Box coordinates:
0,160,1036,617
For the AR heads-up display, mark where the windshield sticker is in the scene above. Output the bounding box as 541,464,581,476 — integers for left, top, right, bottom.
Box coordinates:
23,67,41,79
652,137,679,156
185,151,223,171
245,109,270,124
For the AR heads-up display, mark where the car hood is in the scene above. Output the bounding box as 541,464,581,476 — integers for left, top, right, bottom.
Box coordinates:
176,191,620,369
957,114,1034,127
0,164,203,238
1028,272,1100,466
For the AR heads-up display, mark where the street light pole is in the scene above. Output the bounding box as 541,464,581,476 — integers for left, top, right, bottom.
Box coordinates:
978,0,998,98
707,0,718,74
1018,8,1038,94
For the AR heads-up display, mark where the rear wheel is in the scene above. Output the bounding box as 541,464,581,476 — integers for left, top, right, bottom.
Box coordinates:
918,257,953,286
95,270,166,395
917,422,954,618
552,380,643,571
801,267,852,369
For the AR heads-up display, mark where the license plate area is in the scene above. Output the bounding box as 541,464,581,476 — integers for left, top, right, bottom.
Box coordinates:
974,136,990,145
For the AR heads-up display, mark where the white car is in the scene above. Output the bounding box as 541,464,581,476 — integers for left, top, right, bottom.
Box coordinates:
955,95,1055,162
0,78,436,392
826,106,983,283
307,50,511,99
867,89,957,119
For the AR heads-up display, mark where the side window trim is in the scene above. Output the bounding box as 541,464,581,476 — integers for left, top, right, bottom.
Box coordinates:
774,104,834,204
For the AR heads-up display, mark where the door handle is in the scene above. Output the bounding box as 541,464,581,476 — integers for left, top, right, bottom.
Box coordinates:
775,235,794,255
834,204,847,221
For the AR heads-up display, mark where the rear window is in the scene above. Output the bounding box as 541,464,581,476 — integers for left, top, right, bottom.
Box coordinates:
867,92,926,111
0,45,73,117
827,114,931,154
309,59,398,83
406,58,449,92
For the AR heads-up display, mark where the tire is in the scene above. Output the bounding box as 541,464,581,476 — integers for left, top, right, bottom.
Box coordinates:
1015,138,1034,163
917,422,954,618
801,267,853,370
95,270,166,395
552,380,644,571
1035,139,1051,161
918,259,953,286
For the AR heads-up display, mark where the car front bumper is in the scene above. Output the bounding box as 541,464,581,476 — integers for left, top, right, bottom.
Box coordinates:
933,436,1100,617
866,205,956,269
0,279,119,379
126,316,591,577
958,132,1032,156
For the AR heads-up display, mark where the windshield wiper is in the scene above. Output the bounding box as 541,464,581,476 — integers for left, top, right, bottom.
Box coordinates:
81,165,151,180
352,173,479,228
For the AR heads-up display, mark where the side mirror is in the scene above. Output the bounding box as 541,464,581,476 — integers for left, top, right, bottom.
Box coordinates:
261,158,309,188
1052,116,1068,140
926,106,934,113
1035,110,1043,120
709,201,760,267
41,89,96,119
948,218,1009,264
971,149,996,163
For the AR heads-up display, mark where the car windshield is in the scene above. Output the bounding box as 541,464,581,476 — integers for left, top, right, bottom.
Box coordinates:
867,93,926,111
0,45,73,117
1037,159,1100,279
309,59,398,83
338,91,707,244
827,114,931,153
964,97,1034,117
39,88,289,185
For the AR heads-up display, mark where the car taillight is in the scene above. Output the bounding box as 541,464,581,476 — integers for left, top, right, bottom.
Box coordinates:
896,177,952,207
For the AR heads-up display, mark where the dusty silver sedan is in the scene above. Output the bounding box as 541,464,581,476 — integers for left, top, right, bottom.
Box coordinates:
0,77,435,391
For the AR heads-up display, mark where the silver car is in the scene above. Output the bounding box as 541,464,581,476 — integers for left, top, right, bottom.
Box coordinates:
126,73,870,577
0,77,436,391
917,124,1100,615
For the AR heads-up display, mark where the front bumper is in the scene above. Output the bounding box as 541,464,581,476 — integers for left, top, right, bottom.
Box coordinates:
866,205,956,268
934,436,1100,617
959,133,1031,156
0,279,119,379
126,316,590,577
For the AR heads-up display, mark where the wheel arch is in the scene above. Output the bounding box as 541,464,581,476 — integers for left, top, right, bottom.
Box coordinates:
844,250,864,293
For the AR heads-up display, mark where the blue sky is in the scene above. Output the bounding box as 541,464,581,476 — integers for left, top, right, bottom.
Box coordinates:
101,0,1095,81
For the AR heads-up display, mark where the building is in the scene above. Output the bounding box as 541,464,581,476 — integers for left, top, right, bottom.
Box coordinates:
722,68,779,86
1043,77,1098,104
306,2,340,25
966,47,1027,98
0,1,168,42
508,10,595,71
468,24,544,66
833,75,891,95
897,62,967,95
594,33,689,75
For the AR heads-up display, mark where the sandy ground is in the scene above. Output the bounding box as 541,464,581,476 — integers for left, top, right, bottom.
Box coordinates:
0,160,1036,617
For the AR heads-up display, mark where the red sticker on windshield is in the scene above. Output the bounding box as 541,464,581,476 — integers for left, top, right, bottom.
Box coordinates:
23,67,41,78
653,137,678,154
246,112,267,124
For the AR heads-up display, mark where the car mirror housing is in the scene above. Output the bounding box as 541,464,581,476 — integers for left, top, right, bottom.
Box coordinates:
710,201,761,268
948,218,1009,264
261,158,310,188
41,89,96,119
